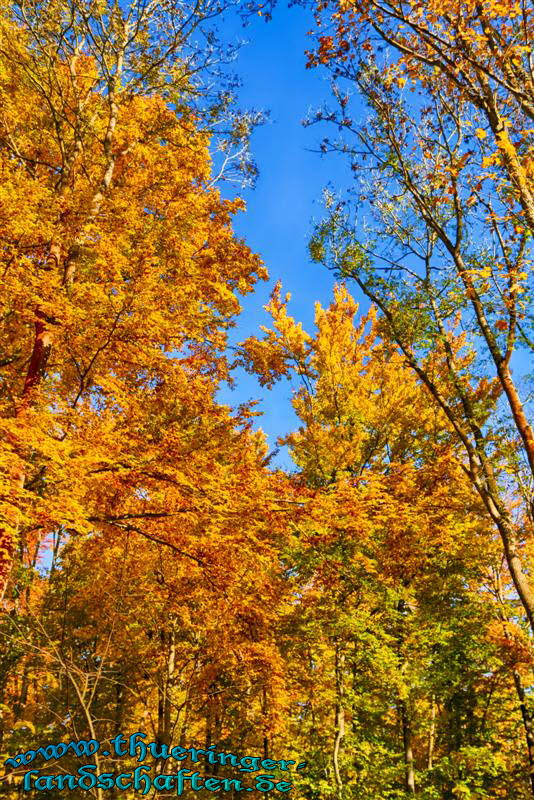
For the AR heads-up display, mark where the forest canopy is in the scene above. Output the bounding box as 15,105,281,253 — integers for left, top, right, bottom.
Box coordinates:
1,1,534,799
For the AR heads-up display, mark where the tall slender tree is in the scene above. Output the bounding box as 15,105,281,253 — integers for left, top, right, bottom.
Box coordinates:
303,0,534,634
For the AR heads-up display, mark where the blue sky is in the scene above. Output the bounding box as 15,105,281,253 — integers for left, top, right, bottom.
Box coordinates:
216,8,534,471
215,5,365,467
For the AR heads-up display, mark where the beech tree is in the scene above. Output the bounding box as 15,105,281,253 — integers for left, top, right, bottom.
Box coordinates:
0,2,299,791
303,0,534,634
242,284,534,798
0,426,293,792
0,0,265,597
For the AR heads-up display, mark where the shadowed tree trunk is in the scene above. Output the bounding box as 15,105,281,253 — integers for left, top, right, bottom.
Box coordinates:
399,698,416,795
333,641,345,798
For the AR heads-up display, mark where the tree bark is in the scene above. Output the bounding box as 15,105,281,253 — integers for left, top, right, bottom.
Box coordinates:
400,699,416,795
157,625,176,750
333,643,345,798
513,670,534,798
494,573,534,797
427,695,436,771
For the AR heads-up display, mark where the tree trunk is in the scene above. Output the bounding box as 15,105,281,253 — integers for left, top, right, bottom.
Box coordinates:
333,643,345,798
262,685,270,760
157,625,176,751
400,699,416,795
427,695,436,771
513,670,534,798
494,573,534,797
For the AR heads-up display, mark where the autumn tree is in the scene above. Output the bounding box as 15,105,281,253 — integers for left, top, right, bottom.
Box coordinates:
300,0,534,636
242,284,534,797
0,421,295,796
0,0,265,598
0,1,305,793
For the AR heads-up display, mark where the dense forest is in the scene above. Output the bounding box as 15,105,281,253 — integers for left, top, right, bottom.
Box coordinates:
1,0,534,798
